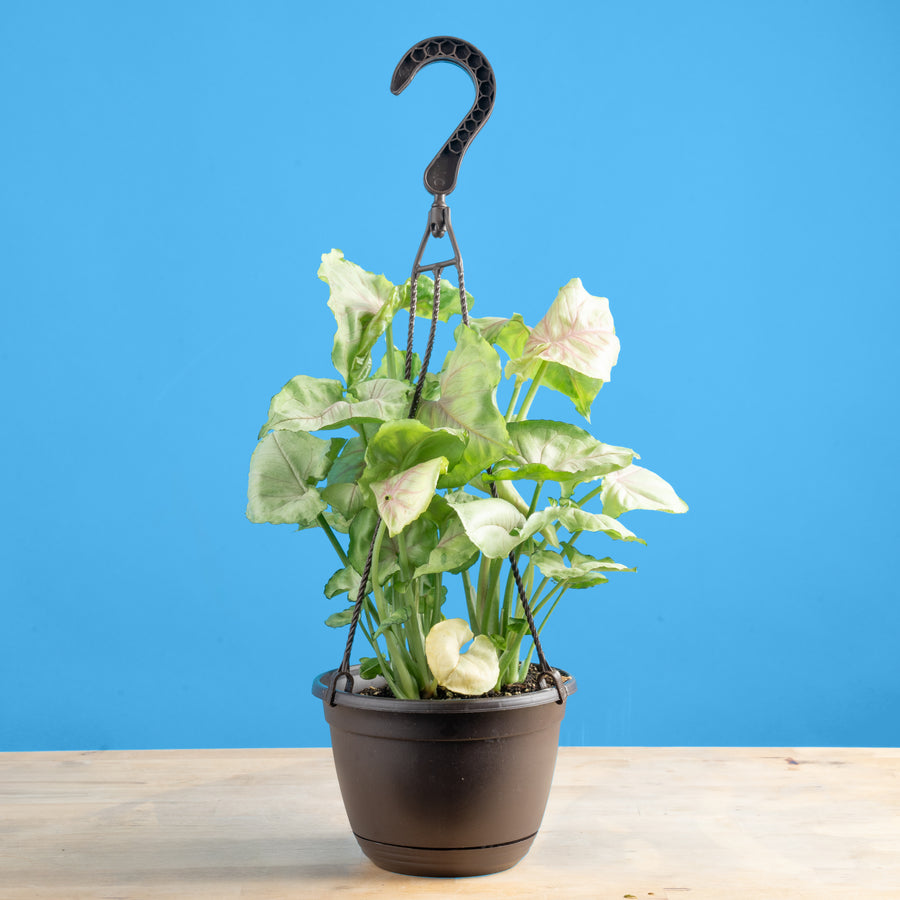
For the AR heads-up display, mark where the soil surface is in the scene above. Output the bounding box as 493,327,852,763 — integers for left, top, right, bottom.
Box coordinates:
359,663,558,700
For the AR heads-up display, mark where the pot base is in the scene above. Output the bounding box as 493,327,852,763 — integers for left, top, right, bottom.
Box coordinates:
355,832,537,877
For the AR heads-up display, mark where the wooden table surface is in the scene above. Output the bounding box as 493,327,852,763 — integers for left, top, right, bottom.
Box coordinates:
1,747,897,899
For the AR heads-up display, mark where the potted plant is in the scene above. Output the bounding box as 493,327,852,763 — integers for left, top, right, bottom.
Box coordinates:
246,247,687,876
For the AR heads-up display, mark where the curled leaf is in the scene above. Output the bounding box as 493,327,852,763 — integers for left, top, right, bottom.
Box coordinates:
425,618,499,695
319,249,400,386
444,493,526,558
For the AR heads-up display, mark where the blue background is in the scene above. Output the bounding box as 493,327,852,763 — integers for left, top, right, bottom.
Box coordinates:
2,1,898,751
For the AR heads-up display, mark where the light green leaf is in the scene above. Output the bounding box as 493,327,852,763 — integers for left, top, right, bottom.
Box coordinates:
324,565,363,601
359,656,382,679
373,346,421,381
321,508,353,534
326,436,366,485
247,431,336,525
349,509,398,582
397,274,472,322
260,375,412,434
417,327,513,487
321,482,365,525
600,464,689,519
490,420,634,491
325,607,355,628
318,249,401,386
540,363,604,421
348,507,438,583
469,314,530,358
531,548,635,588
425,618,499,695
361,420,467,485
413,515,480,578
370,456,449,537
373,607,411,637
518,505,646,545
322,435,368,523
444,492,525,559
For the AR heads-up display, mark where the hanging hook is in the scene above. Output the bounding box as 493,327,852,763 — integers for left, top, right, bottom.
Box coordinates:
391,37,496,207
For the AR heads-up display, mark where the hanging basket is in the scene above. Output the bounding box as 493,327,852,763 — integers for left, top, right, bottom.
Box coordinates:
313,666,577,877
314,35,575,878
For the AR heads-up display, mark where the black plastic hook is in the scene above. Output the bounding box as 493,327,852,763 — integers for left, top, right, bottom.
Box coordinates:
391,37,496,199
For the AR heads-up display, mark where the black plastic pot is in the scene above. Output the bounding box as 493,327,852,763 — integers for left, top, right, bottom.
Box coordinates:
312,666,576,877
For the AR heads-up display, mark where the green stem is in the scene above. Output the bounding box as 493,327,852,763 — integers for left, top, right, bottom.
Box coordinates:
397,532,412,583
532,580,566,618
489,557,503,633
385,322,398,380
317,513,349,567
371,524,418,698
514,361,547,422
527,482,544,517
371,523,388,619
579,482,605,507
504,376,525,420
476,553,491,634
500,563,516,634
462,569,479,632
537,587,569,635
362,605,401,697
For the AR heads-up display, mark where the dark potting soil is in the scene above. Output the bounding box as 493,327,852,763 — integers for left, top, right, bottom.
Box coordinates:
359,663,553,700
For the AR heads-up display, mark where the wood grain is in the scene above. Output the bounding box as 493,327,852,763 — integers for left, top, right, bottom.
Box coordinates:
1,747,898,899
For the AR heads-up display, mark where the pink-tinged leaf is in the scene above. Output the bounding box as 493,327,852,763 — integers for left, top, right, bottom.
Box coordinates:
507,278,620,384
370,457,448,537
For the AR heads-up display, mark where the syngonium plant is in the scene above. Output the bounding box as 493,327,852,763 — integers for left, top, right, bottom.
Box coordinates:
247,249,687,699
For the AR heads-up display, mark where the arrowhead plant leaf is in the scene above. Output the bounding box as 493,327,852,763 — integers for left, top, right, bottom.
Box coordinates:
370,456,449,537
247,431,337,525
600,464,689,519
319,249,401,386
397,274,473,321
417,327,513,487
469,314,530,358
248,252,687,699
490,420,634,491
361,420,467,484
413,515,480,578
520,505,646,544
260,375,412,434
425,618,499,695
531,548,635,588
444,492,526,559
507,278,620,383
505,279,620,418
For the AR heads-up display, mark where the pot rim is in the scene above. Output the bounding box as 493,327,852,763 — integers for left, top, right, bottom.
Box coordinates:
312,665,576,714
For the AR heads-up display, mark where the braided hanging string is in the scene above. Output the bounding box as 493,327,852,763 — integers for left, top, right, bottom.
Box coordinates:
328,270,445,704
329,220,564,705
409,268,442,417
